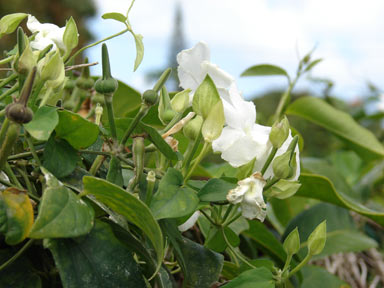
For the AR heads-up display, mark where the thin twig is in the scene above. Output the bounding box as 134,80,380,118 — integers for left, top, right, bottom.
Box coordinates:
65,62,99,72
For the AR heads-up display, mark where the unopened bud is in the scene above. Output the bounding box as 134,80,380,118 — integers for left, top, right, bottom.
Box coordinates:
283,227,300,256
142,89,158,106
270,116,289,149
272,136,298,179
307,221,327,256
95,103,103,125
171,89,190,113
6,103,33,124
183,115,203,141
266,179,301,199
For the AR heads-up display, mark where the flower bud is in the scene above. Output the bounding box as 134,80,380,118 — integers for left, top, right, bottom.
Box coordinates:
15,43,37,75
95,103,103,126
171,89,190,113
5,103,34,124
266,179,301,199
307,221,327,256
272,136,298,179
64,78,75,90
183,115,203,141
158,86,173,124
38,50,65,88
283,227,300,256
95,44,118,95
142,89,158,106
202,100,225,142
75,58,94,90
0,13,27,37
269,116,289,149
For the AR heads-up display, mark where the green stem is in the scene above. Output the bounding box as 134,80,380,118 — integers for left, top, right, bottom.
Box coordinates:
283,254,292,272
4,163,22,189
200,209,218,227
79,150,112,156
0,84,19,101
65,28,129,65
160,112,182,134
119,105,149,150
25,133,41,167
222,227,257,269
8,149,43,160
261,147,278,175
0,118,10,147
89,155,106,176
28,80,44,108
38,86,53,108
182,131,202,172
0,123,21,170
263,178,279,192
16,167,37,197
0,239,35,272
104,95,117,140
222,205,234,223
184,141,210,183
223,212,242,227
0,74,17,90
0,176,14,188
288,253,311,278
0,55,14,66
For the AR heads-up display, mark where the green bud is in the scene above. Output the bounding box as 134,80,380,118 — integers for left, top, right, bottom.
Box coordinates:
162,109,177,123
158,86,172,124
270,116,289,148
283,227,300,256
171,89,190,113
307,220,327,256
142,89,158,106
76,77,94,90
92,93,105,104
15,43,37,75
94,78,118,95
38,51,65,88
272,136,298,179
202,100,225,142
193,75,220,119
183,115,203,141
64,78,76,90
0,13,27,38
17,27,26,55
95,44,118,95
5,103,33,124
266,179,301,199
63,16,79,58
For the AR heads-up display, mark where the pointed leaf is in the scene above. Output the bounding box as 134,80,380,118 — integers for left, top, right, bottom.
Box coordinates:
192,75,220,119
29,169,94,238
24,106,58,141
287,97,384,159
133,33,144,71
82,176,164,275
198,178,237,202
102,12,127,23
241,64,289,79
45,220,146,288
150,168,199,219
55,110,99,149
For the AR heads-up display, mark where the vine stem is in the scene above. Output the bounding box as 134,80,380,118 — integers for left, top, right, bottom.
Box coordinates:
25,133,41,167
288,253,311,278
65,28,129,64
221,227,257,269
0,239,35,272
119,105,149,150
183,141,209,183
261,147,277,175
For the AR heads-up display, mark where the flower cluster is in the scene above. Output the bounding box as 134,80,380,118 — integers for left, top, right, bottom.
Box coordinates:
177,42,300,221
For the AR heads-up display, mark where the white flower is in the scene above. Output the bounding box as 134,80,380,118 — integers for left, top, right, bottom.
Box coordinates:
178,211,200,232
26,15,66,52
227,172,267,221
177,41,234,103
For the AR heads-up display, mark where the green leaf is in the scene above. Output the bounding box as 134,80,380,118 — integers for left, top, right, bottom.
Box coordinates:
106,156,124,186
101,12,127,23
205,226,240,252
55,110,99,149
132,33,144,71
241,64,289,79
29,169,94,238
24,106,58,141
43,135,80,178
192,75,221,119
82,176,164,275
286,97,384,159
45,220,146,288
304,58,323,72
198,178,237,202
243,220,287,264
150,168,199,219
224,267,275,288
112,80,142,118
0,250,41,288
283,203,377,259
161,219,224,287
0,188,34,245
0,13,27,37
221,259,275,280
297,173,384,226
301,266,347,288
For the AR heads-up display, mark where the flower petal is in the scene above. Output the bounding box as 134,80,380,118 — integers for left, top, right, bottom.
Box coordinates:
178,211,200,232
200,61,234,90
30,34,57,51
177,41,210,91
212,126,244,154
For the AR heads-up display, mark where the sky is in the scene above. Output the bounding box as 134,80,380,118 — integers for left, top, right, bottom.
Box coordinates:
86,0,384,101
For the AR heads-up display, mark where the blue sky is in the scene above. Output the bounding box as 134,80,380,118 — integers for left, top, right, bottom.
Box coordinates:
86,0,384,101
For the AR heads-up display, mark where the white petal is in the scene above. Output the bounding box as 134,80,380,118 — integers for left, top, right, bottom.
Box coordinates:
223,99,256,130
178,211,200,232
218,134,262,167
241,200,267,221
177,42,210,91
200,61,234,90
30,35,57,51
26,15,42,33
227,184,247,204
212,126,244,154
46,27,66,50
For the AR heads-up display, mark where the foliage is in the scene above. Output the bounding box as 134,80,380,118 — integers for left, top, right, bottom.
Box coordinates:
0,4,383,288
